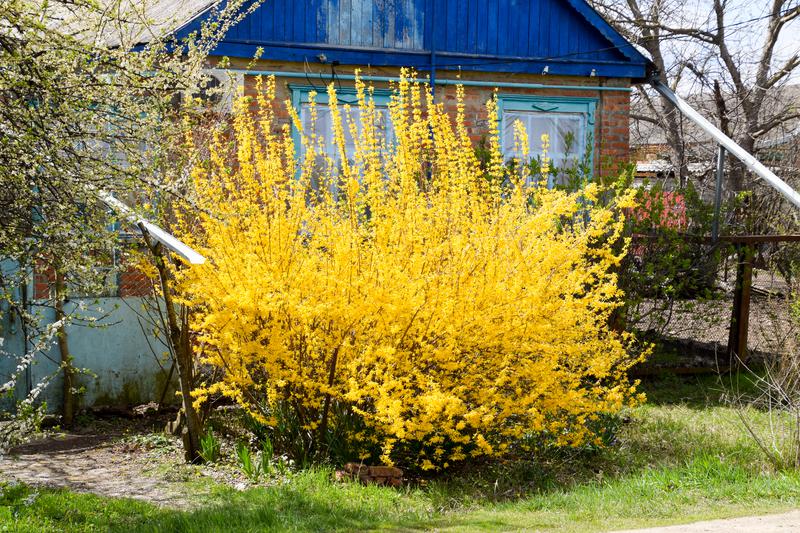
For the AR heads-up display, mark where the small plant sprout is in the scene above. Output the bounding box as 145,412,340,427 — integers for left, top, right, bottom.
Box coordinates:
259,437,274,476
199,430,221,463
236,442,260,482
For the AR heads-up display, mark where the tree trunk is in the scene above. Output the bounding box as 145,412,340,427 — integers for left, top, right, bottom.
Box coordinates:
729,135,756,194
174,303,204,463
659,94,690,188
139,226,204,463
317,345,340,457
54,272,75,427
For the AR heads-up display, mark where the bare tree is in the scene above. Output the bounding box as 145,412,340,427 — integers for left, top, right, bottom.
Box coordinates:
591,0,800,196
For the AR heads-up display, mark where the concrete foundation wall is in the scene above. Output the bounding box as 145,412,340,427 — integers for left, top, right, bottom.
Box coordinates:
0,296,177,414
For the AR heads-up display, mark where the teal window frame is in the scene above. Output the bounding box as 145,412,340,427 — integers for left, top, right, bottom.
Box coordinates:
290,85,394,163
497,95,597,187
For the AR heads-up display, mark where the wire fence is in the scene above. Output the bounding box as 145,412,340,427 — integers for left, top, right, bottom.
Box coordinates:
629,238,799,373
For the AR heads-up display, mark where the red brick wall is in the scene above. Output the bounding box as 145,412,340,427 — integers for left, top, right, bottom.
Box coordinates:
33,259,153,300
118,269,153,297
597,90,632,177
231,59,632,178
33,265,54,300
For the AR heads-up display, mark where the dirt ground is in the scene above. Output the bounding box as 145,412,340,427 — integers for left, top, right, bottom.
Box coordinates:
633,271,796,366
0,413,249,508
0,433,189,507
616,510,800,532
659,295,795,355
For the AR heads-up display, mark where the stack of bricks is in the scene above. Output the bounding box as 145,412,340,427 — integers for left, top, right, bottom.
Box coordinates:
336,463,403,487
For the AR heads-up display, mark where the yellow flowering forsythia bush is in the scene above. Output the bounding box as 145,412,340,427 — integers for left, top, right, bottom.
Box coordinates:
177,72,644,469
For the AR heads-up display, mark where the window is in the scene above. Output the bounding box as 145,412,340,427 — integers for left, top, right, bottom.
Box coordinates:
499,96,596,186
291,86,394,176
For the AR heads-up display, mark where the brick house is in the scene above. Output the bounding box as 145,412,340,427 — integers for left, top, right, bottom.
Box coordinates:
5,0,652,413
102,0,654,293
164,0,652,179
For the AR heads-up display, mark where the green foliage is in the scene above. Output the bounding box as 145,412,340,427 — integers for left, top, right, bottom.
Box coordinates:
199,431,221,464
628,182,719,296
234,436,287,482
259,438,274,476
235,442,258,481
125,433,176,450
618,181,731,335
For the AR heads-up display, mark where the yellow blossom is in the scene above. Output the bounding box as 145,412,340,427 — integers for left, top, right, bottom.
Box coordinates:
173,73,644,469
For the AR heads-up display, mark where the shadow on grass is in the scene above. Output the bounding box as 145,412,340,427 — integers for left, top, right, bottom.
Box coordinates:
2,475,432,533
117,490,425,532
637,370,762,408
9,455,800,533
2,374,790,533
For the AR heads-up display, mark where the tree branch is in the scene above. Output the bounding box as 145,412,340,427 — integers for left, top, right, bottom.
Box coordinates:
763,54,800,90
631,113,661,125
754,111,800,138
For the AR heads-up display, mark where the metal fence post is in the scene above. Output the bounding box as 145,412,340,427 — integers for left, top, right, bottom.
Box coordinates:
712,144,725,242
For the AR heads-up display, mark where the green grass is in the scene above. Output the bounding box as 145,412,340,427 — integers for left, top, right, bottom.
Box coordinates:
2,373,800,532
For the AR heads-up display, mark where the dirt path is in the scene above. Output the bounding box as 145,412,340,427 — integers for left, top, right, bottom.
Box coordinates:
0,432,197,508
615,510,800,532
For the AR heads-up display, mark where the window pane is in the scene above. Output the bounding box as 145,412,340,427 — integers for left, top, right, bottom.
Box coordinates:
502,109,588,175
502,113,518,156
299,97,394,197
299,101,392,166
555,115,584,162
528,114,555,158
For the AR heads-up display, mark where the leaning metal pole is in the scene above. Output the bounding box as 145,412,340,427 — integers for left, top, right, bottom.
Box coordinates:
712,144,725,242
98,192,206,265
649,79,800,365
651,79,800,210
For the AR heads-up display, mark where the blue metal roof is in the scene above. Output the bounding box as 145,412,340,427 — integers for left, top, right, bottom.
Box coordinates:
175,0,652,79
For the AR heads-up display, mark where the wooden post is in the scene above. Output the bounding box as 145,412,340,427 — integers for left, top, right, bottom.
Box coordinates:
54,272,75,427
727,244,754,366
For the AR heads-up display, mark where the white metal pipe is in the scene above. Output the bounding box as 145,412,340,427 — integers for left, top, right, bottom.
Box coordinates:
651,79,800,210
98,192,206,265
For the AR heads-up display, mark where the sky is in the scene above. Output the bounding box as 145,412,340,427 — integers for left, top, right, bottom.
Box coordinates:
660,0,800,91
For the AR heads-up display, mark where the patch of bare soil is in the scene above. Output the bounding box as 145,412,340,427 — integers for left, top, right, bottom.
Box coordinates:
634,268,797,366
0,413,248,509
615,509,800,532
660,296,794,355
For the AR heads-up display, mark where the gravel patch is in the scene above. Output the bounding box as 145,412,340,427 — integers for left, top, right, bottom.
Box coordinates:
615,509,800,532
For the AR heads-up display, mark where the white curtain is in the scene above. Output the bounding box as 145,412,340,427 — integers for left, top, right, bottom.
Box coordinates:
502,110,586,170
300,103,393,165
